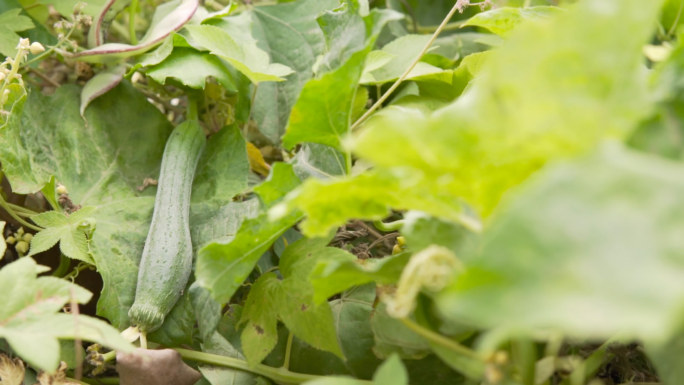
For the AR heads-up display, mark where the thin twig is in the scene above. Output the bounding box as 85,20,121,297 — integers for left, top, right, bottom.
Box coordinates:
350,1,464,131
27,67,61,88
353,220,392,249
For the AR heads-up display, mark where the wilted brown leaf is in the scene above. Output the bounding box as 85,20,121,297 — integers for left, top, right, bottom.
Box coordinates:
116,349,201,385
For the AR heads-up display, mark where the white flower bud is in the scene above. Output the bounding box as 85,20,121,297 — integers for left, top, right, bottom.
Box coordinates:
29,42,45,55
16,38,30,50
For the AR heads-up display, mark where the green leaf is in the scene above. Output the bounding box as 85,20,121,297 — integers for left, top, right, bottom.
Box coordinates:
371,303,430,359
239,273,281,365
74,0,198,63
373,354,408,385
311,251,409,304
239,238,344,364
291,143,346,180
279,170,476,237
645,329,684,385
145,47,236,90
400,211,479,255
183,24,293,84
200,332,260,385
282,48,368,152
461,6,563,37
248,0,340,143
28,206,96,264
190,199,261,252
147,289,195,346
0,8,34,57
437,144,684,342
80,65,126,115
253,162,301,207
284,0,664,234
189,283,221,343
313,1,369,75
281,8,401,152
330,285,382,378
196,209,303,304
276,238,343,357
192,125,249,207
0,257,133,372
360,35,452,85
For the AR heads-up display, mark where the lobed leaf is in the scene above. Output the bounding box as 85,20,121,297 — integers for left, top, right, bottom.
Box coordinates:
183,24,294,84
0,258,133,372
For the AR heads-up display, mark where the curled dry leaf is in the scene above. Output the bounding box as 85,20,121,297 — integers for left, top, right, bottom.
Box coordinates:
34,361,80,385
0,353,25,385
116,349,201,385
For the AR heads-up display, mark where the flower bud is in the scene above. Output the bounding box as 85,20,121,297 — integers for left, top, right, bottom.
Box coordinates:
29,42,45,55
15,240,29,255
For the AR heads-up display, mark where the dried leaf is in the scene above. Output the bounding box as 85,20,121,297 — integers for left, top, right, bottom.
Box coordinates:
116,349,201,385
0,353,25,385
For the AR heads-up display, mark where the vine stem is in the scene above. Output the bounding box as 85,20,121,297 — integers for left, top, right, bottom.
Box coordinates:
24,22,79,66
350,1,463,131
174,348,362,385
0,193,42,231
128,0,139,45
282,331,294,370
399,317,482,360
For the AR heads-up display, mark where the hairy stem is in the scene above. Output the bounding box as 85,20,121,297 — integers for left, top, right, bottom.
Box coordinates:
175,348,349,385
0,194,42,231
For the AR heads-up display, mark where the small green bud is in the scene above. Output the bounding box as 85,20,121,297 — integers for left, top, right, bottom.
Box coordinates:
5,236,16,245
22,233,33,242
15,240,29,255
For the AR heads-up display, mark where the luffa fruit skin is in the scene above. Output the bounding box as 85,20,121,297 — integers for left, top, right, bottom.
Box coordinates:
128,120,205,333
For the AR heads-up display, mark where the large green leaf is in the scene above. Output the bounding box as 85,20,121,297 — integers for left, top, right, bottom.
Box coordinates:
330,285,382,379
437,144,684,342
144,47,237,90
282,0,663,235
0,257,133,372
196,209,303,304
199,332,261,385
248,0,340,143
239,238,344,364
281,8,401,152
182,23,293,84
360,34,452,85
0,8,34,57
311,251,409,304
281,48,369,152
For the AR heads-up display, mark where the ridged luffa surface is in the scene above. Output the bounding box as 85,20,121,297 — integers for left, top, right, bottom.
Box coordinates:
128,120,205,332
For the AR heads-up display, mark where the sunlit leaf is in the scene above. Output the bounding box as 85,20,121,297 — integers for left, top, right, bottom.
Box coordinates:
0,258,133,372
437,144,684,341
461,6,563,37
